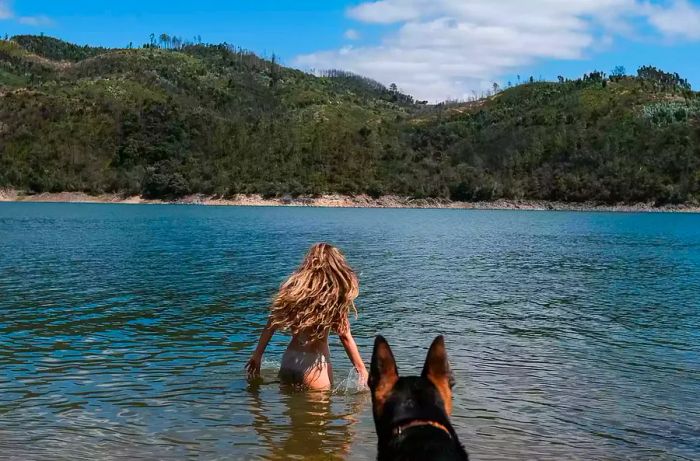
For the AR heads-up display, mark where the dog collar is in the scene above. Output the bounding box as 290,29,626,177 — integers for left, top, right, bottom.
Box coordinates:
392,420,452,439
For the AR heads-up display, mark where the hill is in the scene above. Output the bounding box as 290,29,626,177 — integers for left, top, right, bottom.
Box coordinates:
1,35,699,205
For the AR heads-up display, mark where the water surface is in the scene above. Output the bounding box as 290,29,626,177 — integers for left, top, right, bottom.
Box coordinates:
1,203,699,460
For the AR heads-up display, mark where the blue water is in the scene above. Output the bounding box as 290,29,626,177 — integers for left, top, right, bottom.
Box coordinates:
0,203,699,460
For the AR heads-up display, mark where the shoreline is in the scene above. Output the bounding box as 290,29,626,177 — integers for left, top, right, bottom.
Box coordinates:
1,190,699,213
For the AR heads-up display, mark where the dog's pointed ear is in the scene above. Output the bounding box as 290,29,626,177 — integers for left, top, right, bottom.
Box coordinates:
370,335,398,390
421,335,453,415
369,336,398,415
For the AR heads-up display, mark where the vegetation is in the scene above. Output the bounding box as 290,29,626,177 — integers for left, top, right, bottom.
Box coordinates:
1,35,699,205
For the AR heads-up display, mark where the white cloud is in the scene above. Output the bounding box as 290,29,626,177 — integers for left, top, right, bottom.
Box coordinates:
18,15,54,27
0,0,13,20
295,0,700,101
344,28,361,40
0,1,54,27
348,0,424,23
645,0,700,40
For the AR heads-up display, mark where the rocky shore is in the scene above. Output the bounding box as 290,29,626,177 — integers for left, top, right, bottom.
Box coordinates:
1,189,698,213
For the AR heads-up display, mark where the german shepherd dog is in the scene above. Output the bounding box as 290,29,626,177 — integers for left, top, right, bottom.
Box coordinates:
369,335,469,461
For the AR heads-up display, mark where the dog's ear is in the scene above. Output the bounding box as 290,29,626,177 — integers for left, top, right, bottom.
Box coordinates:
421,335,453,415
369,335,398,416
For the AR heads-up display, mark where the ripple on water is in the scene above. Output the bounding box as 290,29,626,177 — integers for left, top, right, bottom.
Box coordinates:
1,204,699,460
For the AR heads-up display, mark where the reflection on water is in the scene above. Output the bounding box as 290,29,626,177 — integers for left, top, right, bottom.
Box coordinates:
247,363,368,460
249,384,366,460
1,203,699,460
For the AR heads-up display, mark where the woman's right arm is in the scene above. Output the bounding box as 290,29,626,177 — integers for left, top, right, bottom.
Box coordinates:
245,317,276,377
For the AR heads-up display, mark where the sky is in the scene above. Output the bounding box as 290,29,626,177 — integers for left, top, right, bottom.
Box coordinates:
2,0,700,102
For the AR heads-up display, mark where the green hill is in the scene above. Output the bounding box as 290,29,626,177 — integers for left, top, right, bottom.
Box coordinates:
1,35,699,205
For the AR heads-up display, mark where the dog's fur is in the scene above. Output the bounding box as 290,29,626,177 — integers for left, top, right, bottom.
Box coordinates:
368,335,469,461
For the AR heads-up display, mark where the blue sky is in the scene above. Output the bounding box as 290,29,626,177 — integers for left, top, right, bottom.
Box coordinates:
2,0,700,101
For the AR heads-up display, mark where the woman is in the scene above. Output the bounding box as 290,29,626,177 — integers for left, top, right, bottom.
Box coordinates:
246,243,367,390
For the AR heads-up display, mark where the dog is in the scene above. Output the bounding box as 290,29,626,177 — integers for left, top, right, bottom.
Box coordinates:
368,335,469,461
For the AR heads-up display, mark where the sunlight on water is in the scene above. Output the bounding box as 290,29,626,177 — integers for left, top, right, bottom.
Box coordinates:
1,203,699,460
333,369,369,395
261,358,282,375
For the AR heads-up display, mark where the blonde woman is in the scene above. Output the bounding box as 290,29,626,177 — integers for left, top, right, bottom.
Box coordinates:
245,243,368,390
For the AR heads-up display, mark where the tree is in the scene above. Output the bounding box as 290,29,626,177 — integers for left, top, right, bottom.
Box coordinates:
389,83,398,92
270,53,280,87
637,65,690,90
149,33,156,47
159,33,170,49
583,70,605,82
611,65,626,77
492,82,500,94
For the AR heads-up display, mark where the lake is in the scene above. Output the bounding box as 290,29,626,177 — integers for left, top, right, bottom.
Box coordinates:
1,203,699,460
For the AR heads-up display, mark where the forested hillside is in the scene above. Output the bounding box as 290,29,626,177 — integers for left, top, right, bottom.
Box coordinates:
1,35,699,204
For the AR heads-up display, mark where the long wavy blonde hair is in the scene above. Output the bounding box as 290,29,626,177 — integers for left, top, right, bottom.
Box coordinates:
269,243,359,342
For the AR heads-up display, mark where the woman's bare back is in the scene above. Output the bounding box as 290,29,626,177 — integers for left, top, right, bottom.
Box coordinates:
279,331,333,390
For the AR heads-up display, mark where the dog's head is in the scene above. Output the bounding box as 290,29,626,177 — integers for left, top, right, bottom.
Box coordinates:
368,335,454,440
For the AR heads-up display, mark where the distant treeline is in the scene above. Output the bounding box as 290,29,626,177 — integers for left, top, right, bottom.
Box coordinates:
0,35,698,205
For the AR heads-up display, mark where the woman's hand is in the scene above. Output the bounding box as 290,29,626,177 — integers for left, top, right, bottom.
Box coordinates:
245,354,262,378
357,368,369,387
